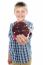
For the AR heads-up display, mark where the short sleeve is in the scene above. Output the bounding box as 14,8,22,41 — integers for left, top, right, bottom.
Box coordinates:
8,23,15,63
8,23,16,53
26,21,34,40
28,22,34,32
8,23,13,40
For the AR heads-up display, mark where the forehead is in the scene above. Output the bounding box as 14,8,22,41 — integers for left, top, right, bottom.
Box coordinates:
15,6,27,11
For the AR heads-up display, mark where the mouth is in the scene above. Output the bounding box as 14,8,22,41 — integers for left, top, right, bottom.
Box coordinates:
18,15,24,18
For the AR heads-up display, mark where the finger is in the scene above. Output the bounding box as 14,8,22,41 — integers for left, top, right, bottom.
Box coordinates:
16,35,27,44
21,34,27,41
16,35,27,45
21,34,29,44
16,35,22,43
19,35,26,43
18,35,24,43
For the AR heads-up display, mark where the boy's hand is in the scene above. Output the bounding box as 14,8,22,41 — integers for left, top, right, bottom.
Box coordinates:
16,34,29,45
9,63,13,65
8,53,12,64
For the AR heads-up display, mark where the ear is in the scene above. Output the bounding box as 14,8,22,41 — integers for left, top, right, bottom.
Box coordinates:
14,7,17,15
14,8,15,14
25,8,28,15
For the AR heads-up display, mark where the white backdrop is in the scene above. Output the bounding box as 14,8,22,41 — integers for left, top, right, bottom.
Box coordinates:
0,0,43,65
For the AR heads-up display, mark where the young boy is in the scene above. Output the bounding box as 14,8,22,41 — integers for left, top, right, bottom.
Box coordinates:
8,2,33,65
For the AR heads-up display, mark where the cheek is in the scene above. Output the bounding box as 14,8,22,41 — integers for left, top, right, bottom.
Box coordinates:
21,11,26,16
21,13,26,17
16,13,20,17
15,11,20,17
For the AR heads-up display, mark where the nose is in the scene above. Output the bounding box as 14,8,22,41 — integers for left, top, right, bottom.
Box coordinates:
19,12,22,16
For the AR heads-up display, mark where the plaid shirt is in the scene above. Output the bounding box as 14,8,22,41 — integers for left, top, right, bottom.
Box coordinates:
8,21,33,64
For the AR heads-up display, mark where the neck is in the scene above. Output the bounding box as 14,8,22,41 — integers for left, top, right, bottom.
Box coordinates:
16,19,25,22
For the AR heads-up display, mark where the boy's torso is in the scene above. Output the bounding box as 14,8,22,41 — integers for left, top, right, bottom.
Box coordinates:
9,21,33,64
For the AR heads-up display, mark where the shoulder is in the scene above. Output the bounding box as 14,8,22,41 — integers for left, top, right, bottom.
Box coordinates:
9,22,16,28
26,21,33,26
25,21,33,29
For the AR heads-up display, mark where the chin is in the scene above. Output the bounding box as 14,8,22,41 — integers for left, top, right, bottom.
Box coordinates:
18,20,23,22
17,18,24,22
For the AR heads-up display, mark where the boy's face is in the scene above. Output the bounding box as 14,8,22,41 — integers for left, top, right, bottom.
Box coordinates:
14,6,28,22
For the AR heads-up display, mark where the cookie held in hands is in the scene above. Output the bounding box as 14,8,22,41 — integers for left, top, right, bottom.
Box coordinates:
12,22,32,40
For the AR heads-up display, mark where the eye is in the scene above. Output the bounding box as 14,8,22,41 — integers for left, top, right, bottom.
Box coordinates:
22,10,25,13
16,11,19,13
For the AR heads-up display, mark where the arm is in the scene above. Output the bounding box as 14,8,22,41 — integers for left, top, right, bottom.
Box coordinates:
8,23,13,40
27,22,34,40
8,23,13,64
